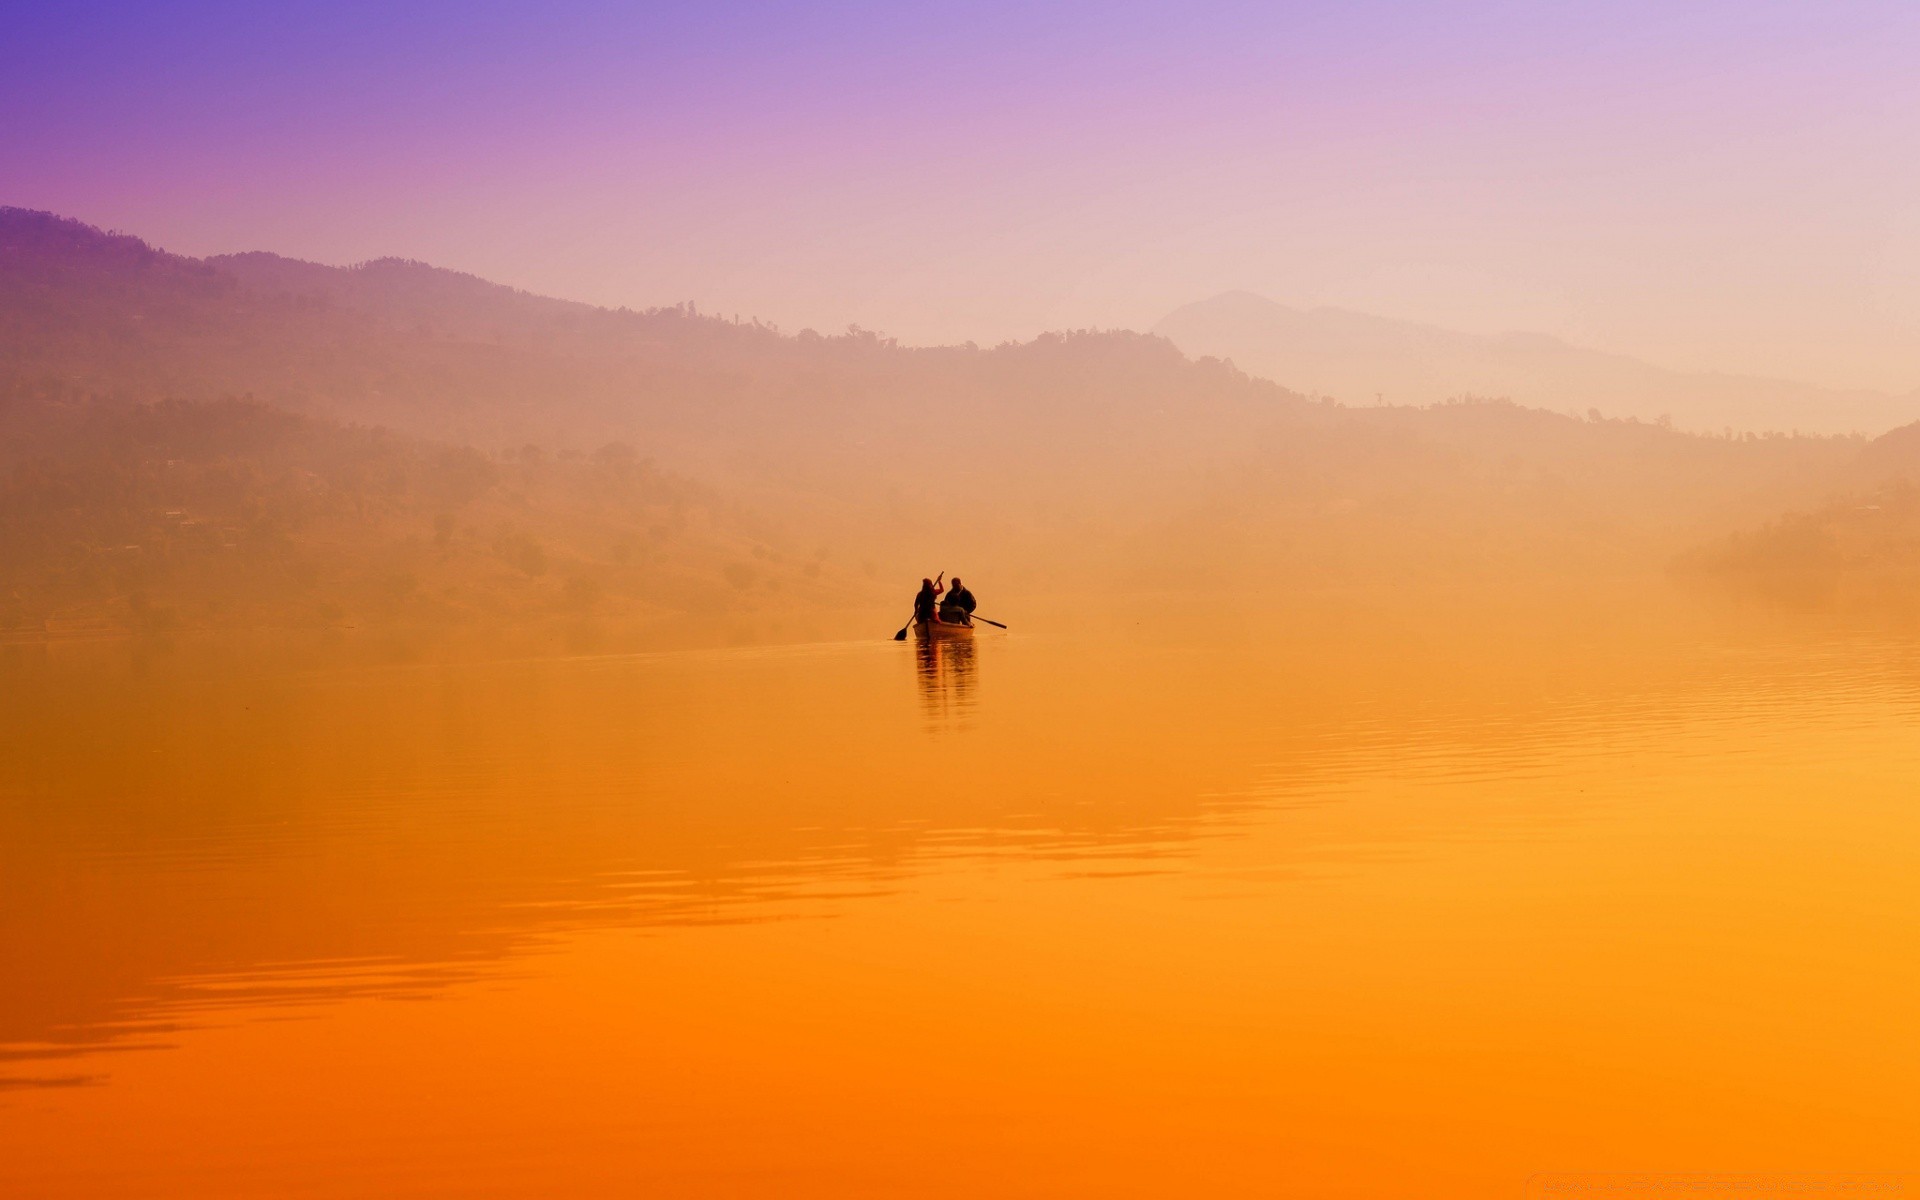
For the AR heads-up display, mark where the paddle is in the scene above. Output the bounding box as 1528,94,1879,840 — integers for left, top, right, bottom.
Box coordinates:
970,615,1008,629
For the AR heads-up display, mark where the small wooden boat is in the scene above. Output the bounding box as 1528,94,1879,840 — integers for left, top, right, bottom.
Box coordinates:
915,616,974,639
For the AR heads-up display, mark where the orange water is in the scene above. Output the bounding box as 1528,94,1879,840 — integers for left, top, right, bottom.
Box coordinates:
2,584,1916,1197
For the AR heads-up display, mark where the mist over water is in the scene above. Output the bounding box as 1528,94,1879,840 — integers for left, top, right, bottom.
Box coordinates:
4,577,1917,1197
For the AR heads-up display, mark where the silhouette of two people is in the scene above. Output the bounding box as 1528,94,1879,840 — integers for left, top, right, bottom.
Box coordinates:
912,573,977,627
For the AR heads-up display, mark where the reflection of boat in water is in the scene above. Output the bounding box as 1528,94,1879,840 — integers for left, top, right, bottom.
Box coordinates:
914,617,974,639
913,620,977,724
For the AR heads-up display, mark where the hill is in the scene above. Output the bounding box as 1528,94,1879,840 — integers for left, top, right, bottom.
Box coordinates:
1154,291,1920,436
1685,415,1920,606
0,379,839,638
0,207,1890,634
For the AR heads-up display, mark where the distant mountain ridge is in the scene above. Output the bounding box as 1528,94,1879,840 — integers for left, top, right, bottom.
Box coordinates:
1155,291,1920,436
10,204,1915,622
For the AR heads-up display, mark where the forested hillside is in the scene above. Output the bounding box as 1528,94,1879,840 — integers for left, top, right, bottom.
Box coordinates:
1685,416,1920,606
0,380,835,636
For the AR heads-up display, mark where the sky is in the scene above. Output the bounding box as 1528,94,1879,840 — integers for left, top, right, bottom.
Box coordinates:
5,0,1920,391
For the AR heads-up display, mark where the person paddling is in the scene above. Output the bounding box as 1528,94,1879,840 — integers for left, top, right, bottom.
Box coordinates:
940,577,976,625
913,574,944,628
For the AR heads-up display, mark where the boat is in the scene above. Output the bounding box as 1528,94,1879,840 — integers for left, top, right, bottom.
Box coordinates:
915,616,974,638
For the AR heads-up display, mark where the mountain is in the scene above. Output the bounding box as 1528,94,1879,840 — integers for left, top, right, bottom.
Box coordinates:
0,207,1891,634
0,209,1314,508
1155,291,1920,437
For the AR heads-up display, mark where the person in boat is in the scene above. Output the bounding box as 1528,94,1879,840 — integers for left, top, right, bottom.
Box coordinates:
913,575,944,627
939,577,976,625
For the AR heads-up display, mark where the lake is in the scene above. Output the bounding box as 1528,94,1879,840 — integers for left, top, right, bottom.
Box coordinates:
2,581,1916,1197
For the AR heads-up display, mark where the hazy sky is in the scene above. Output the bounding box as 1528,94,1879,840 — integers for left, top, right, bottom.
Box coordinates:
6,1,1919,390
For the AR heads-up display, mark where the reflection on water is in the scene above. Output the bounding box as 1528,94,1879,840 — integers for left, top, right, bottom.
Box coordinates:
913,629,978,727
3,582,1919,1197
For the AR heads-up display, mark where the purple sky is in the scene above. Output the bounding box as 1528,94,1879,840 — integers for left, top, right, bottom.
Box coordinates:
6,1,1919,389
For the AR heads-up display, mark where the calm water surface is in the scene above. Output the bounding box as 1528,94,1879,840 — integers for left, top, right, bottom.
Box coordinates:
2,583,1917,1197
